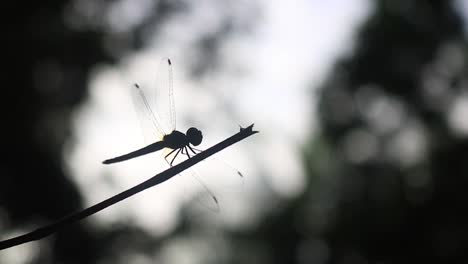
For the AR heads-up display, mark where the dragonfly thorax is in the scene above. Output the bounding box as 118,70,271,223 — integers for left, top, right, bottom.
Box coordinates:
163,130,188,149
163,128,203,149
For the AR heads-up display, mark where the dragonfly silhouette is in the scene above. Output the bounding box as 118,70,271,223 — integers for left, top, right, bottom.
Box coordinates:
102,85,203,166
103,58,242,208
103,59,204,165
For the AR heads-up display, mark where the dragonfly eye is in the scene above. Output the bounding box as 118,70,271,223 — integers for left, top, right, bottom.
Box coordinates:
187,127,203,146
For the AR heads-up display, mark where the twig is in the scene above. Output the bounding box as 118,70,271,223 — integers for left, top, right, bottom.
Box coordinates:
0,124,258,250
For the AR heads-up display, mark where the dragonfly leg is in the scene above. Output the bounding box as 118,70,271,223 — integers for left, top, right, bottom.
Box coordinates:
188,145,198,155
185,146,191,158
165,148,178,159
164,148,178,166
169,148,182,166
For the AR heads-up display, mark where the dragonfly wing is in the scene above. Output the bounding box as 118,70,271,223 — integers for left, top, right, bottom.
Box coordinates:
183,168,220,212
191,147,245,190
152,58,176,133
198,157,244,194
130,83,167,144
164,148,221,212
167,59,176,131
165,147,244,213
183,157,245,213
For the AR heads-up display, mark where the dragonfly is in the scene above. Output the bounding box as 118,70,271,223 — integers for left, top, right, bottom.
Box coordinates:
102,58,242,210
102,84,204,166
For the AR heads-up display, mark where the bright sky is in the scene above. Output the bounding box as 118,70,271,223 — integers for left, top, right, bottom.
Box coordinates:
65,0,371,236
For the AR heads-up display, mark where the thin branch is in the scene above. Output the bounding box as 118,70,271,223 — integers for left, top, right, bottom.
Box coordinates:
0,124,258,250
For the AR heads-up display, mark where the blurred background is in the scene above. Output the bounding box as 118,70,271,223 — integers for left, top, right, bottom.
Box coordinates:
2,0,468,263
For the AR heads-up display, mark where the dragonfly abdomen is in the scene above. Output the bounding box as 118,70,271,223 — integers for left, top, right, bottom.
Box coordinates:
103,141,166,164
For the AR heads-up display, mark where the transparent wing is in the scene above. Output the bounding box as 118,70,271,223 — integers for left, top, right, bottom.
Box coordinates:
130,83,167,144
190,147,245,192
185,157,245,213
164,148,221,212
131,59,243,212
130,58,175,144
151,58,176,133
182,169,221,213
167,59,176,131
165,146,245,213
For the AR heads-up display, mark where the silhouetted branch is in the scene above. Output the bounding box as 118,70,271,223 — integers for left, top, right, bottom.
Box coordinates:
0,124,258,250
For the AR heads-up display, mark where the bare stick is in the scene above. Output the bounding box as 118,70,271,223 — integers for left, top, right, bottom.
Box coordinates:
0,124,258,250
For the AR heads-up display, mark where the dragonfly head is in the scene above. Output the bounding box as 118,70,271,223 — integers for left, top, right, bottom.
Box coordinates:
187,127,203,146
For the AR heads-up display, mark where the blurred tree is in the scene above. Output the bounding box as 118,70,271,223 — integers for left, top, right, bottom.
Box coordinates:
2,1,112,262
226,1,468,264
313,0,468,263
1,0,258,263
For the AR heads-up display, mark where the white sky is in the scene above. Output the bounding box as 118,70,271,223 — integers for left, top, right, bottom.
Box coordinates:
65,0,371,235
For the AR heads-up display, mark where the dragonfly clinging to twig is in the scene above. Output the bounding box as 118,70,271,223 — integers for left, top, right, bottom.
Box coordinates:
102,58,243,210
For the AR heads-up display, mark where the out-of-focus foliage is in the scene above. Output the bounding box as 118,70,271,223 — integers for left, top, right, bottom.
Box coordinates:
316,1,468,263
222,1,468,264
0,0,257,263
2,0,468,263
222,1,468,263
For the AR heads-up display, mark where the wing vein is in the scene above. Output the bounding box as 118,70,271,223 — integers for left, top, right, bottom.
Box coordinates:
134,84,167,135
